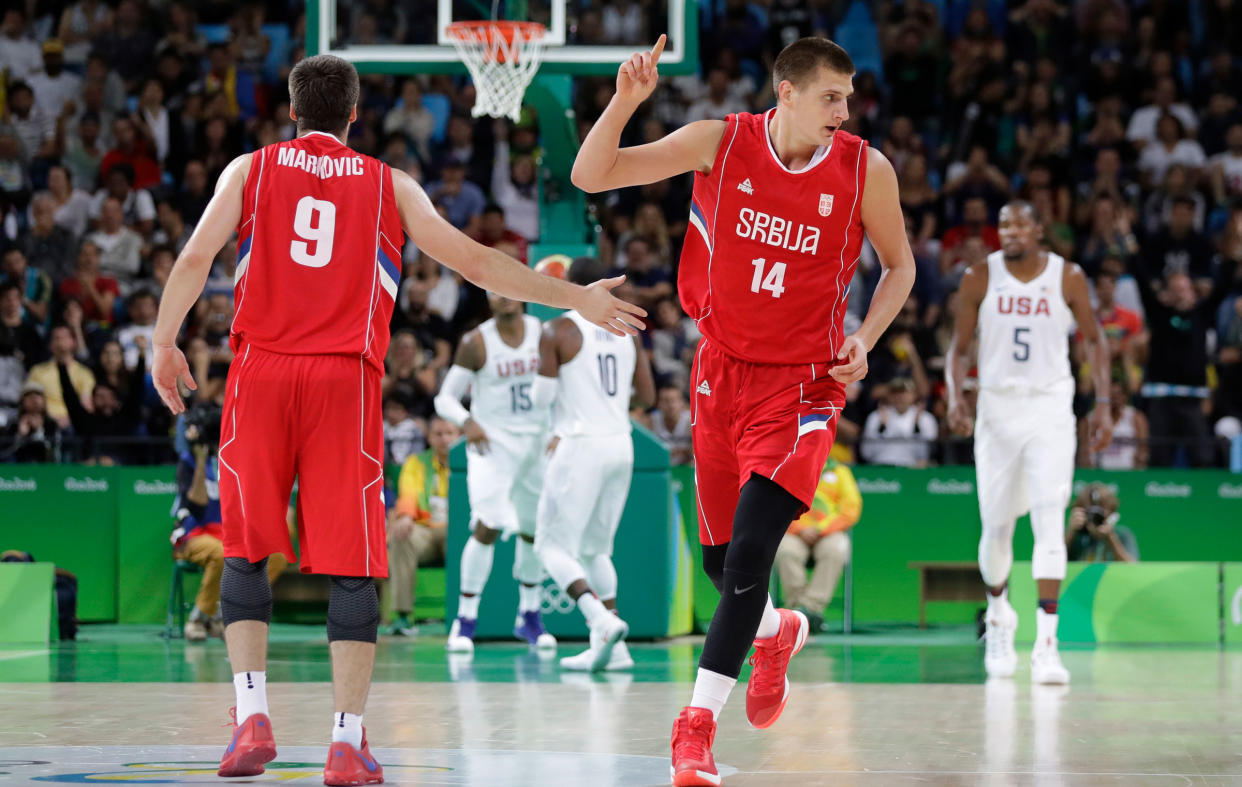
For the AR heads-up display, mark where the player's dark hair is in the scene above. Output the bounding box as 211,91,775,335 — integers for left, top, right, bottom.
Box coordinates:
568,256,607,286
771,38,854,93
288,54,360,135
482,202,504,216
1170,194,1197,210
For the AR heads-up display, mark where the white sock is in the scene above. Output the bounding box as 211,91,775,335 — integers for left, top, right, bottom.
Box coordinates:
459,535,494,596
987,587,1009,609
518,584,542,613
577,592,606,624
457,594,480,620
232,671,268,723
331,711,363,748
755,595,781,640
689,667,737,720
1035,608,1059,647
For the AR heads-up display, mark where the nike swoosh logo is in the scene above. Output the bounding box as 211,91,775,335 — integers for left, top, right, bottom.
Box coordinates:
734,582,758,595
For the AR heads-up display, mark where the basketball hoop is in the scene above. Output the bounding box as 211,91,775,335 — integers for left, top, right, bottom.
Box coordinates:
446,21,546,123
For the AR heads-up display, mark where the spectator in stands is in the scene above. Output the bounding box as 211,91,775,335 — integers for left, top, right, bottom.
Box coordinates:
1066,482,1138,562
393,283,453,374
491,121,539,242
99,118,160,192
1127,76,1198,149
152,201,192,253
116,290,157,370
685,68,748,123
3,381,59,462
22,193,77,281
1078,194,1140,277
173,408,289,640
1076,146,1139,226
612,237,672,315
884,23,940,126
1142,165,1206,237
426,159,485,234
940,196,1000,276
649,297,699,390
94,0,156,92
176,160,211,221
386,415,458,635
899,154,940,258
943,146,1011,216
58,115,104,212
57,336,144,464
28,39,81,121
1143,196,1216,296
93,340,132,402
651,383,693,466
58,1,114,70
136,244,174,298
1138,253,1239,467
475,203,528,263
433,113,492,188
384,78,435,163
1209,123,1242,208
0,131,30,211
774,457,860,633
383,329,439,421
0,280,43,368
1,248,51,327
861,378,938,467
58,241,117,330
1031,185,1075,260
155,2,205,63
1088,379,1149,469
134,78,181,173
1137,113,1206,189
26,324,93,428
88,196,143,279
6,82,55,167
92,163,156,236
0,9,42,79
46,166,93,242
383,396,425,466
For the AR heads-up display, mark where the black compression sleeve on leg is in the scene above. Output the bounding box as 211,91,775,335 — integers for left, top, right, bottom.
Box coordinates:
220,557,273,626
327,576,379,643
698,474,804,679
701,543,728,595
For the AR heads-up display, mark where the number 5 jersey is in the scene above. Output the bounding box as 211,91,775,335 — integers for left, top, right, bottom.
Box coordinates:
231,130,404,372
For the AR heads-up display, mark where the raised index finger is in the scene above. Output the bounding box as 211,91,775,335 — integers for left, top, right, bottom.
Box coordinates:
651,34,667,64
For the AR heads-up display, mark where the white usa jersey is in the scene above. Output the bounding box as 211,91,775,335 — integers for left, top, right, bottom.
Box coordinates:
976,251,1074,397
553,311,637,437
471,315,544,434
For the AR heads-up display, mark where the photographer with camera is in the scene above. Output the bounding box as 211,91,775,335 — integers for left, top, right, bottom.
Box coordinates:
1065,482,1139,563
172,402,288,641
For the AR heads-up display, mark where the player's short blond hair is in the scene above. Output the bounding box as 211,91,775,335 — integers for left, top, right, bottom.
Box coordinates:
772,38,854,93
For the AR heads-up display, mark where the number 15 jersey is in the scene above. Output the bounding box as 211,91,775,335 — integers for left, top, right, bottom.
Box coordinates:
678,111,869,365
231,131,404,372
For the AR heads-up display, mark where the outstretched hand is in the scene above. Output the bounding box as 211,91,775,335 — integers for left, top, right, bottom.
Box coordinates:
616,34,666,105
152,343,196,415
577,276,647,336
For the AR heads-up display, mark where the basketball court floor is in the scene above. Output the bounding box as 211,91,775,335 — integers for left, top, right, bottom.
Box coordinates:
2,626,1239,785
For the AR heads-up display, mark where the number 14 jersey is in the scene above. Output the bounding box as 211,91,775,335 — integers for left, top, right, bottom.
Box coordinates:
231,131,404,372
678,111,869,365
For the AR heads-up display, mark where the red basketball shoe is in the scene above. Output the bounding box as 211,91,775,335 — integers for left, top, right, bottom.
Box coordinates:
670,707,720,786
217,709,277,777
745,608,809,728
323,729,384,786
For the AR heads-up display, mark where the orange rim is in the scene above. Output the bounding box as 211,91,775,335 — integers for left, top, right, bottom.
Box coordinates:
446,20,546,46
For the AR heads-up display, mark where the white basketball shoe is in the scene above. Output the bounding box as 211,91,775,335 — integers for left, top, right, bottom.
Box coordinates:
1030,608,1070,685
561,639,634,671
983,596,1018,679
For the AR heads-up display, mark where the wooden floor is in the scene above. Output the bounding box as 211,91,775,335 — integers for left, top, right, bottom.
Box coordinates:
2,626,1240,785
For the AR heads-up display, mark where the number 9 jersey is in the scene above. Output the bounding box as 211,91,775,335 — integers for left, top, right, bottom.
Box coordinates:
231,131,404,372
677,111,868,365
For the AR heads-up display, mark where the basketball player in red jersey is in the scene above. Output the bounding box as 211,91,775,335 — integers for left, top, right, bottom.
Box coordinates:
574,37,915,785
150,55,644,785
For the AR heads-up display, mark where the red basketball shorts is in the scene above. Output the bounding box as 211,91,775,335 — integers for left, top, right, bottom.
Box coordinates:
690,337,845,546
218,343,388,577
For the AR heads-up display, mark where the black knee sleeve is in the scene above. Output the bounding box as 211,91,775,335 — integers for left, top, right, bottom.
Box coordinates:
220,557,272,626
701,543,727,595
699,474,804,679
327,576,379,643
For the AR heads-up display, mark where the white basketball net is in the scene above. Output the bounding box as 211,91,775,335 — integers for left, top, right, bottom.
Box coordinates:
447,22,546,123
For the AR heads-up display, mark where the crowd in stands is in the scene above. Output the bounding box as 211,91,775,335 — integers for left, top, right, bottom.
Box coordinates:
1,0,1240,469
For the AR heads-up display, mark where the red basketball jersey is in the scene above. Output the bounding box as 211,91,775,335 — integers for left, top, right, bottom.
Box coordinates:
231,131,404,371
678,112,868,365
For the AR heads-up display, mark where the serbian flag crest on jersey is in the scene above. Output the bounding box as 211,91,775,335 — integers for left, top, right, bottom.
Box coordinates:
819,193,833,217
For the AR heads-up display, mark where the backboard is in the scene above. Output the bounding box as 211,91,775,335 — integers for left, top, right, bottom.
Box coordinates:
308,0,698,76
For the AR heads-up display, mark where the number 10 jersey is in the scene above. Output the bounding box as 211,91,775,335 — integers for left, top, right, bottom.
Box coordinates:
231,131,404,372
677,111,869,365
